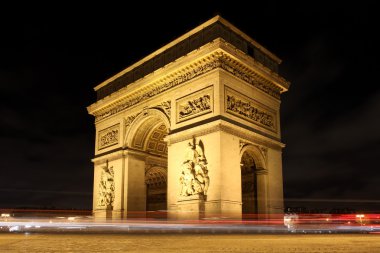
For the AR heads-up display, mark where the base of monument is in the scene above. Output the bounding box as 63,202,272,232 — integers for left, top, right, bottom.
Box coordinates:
93,209,113,219
175,194,206,220
169,198,243,220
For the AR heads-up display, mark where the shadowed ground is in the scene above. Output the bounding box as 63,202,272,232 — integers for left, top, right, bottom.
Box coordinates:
0,234,379,253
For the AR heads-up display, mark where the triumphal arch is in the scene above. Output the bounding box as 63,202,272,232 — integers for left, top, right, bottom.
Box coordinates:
87,16,290,219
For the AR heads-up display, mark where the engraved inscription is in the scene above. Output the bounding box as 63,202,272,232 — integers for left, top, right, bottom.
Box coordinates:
226,88,276,131
98,124,119,150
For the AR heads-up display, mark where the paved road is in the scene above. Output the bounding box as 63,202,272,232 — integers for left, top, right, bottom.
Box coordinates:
0,233,379,252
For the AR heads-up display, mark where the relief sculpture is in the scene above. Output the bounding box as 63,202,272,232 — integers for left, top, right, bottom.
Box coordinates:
98,124,119,149
179,95,211,120
226,94,275,130
97,160,115,209
179,138,209,197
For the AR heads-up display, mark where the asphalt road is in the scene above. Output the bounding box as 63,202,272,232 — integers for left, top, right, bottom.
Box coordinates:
0,233,379,253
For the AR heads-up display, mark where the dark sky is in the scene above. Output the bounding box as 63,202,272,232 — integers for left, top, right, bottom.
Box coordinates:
1,1,379,212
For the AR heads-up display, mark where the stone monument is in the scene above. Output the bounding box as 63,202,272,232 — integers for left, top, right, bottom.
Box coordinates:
87,15,290,220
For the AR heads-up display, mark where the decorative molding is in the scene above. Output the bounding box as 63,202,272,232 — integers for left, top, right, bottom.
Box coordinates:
94,57,221,122
167,122,284,150
153,100,171,121
259,146,268,162
219,54,281,99
146,156,167,167
225,87,277,132
179,137,210,197
97,160,115,210
239,140,268,165
92,52,282,123
98,124,120,150
125,114,138,128
92,149,124,164
219,124,283,150
239,140,249,150
176,86,213,123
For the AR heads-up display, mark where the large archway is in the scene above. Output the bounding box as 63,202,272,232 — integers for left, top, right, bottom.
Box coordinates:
128,111,169,218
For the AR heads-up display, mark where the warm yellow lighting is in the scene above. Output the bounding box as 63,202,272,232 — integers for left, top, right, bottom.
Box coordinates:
356,214,366,225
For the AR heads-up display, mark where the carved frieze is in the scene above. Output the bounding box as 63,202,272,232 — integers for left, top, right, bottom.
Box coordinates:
176,86,213,123
93,53,282,122
98,124,120,150
94,59,220,122
97,160,115,209
225,87,277,131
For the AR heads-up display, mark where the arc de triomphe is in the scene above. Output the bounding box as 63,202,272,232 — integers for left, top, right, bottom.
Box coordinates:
87,15,290,219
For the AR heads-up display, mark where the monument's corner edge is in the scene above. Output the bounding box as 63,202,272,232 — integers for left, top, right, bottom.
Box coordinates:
280,79,291,93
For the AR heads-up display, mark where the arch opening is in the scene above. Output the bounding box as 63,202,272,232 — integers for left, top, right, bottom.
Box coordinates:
240,150,258,219
130,114,168,218
145,167,167,212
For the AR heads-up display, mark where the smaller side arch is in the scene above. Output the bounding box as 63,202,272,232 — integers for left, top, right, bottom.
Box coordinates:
240,144,266,170
239,143,268,218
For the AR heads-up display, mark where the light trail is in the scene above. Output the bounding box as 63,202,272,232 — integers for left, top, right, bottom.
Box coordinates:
1,212,380,234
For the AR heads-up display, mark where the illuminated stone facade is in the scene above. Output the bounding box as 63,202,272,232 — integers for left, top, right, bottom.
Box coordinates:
87,16,290,219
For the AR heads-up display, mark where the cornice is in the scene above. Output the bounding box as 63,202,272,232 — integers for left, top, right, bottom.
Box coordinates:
217,41,290,92
88,40,289,123
93,15,282,92
87,40,222,116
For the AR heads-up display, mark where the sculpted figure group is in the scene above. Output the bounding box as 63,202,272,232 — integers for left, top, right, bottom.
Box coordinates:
97,160,115,209
179,138,210,197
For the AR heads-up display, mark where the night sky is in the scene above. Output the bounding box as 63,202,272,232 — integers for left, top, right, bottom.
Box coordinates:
1,2,379,212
